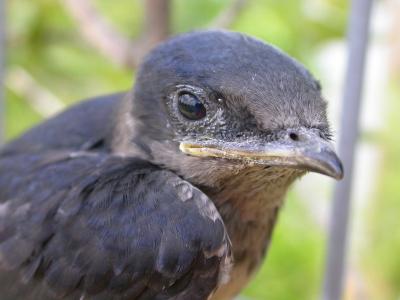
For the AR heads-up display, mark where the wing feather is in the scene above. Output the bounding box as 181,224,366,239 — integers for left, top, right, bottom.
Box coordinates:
0,152,232,299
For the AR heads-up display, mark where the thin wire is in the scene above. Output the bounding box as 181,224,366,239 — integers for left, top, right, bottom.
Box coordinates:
0,0,5,146
323,0,374,299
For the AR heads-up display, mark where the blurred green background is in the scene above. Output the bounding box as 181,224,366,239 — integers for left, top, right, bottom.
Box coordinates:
3,0,400,299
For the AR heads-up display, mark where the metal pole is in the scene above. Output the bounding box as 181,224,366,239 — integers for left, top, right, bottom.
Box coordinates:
323,0,373,299
0,0,5,145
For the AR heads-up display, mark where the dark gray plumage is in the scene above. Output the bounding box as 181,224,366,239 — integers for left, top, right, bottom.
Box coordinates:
0,30,342,300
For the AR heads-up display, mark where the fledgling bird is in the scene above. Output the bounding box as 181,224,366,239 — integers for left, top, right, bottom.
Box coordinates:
0,30,343,300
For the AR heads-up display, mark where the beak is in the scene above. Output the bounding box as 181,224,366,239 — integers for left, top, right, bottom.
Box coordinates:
180,128,344,180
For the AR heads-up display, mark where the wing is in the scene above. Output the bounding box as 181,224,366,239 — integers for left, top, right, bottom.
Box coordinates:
0,151,232,300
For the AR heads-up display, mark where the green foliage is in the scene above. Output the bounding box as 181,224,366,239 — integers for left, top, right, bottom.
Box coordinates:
95,0,144,37
232,0,347,60
173,0,230,31
5,89,42,139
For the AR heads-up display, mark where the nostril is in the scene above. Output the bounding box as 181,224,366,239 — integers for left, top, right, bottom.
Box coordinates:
289,132,299,141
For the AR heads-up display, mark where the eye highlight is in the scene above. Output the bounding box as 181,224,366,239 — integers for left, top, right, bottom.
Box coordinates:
177,92,207,120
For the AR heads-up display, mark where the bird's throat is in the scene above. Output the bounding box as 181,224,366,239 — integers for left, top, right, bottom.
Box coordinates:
207,166,303,222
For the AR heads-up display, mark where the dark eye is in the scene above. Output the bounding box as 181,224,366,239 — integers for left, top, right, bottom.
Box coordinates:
178,92,207,120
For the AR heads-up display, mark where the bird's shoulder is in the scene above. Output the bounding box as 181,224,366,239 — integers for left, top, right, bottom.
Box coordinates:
2,92,126,155
0,152,231,299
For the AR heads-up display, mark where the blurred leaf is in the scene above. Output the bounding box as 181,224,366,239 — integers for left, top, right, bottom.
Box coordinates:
5,88,43,140
243,192,324,300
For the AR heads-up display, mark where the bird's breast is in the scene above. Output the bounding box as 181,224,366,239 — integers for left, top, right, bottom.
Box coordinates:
205,167,301,299
210,203,280,300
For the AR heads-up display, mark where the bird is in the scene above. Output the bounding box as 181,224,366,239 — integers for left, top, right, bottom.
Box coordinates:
0,30,343,300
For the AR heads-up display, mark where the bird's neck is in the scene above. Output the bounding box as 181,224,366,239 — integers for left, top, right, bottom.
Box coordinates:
202,167,303,276
206,166,302,222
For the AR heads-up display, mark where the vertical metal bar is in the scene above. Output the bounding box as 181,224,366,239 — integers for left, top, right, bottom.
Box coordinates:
323,0,374,299
0,0,5,145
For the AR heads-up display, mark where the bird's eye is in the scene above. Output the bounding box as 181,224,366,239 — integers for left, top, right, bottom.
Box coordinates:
177,92,207,120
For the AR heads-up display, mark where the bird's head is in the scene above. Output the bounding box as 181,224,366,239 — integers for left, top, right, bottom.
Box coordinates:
113,30,343,187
